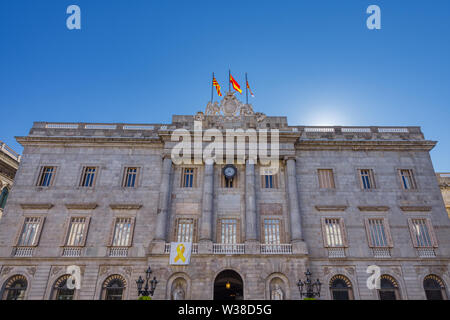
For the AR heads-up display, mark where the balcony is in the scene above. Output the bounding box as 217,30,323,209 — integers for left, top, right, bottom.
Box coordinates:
260,244,292,254
61,247,82,257
12,247,34,257
417,248,436,258
108,247,128,257
327,247,346,258
372,248,391,258
213,243,245,254
164,243,198,254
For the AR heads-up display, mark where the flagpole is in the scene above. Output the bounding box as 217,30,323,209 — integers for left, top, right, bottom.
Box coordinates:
245,73,248,105
211,72,214,103
229,69,231,92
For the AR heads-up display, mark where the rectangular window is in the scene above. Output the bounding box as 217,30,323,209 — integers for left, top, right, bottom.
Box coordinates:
80,167,97,187
17,217,42,246
359,169,375,190
261,175,278,189
37,166,55,187
399,169,417,190
220,219,238,244
366,219,389,247
410,219,434,247
111,217,133,246
318,169,335,189
123,167,138,188
182,168,195,188
176,218,196,242
65,217,88,246
323,218,345,247
263,219,281,244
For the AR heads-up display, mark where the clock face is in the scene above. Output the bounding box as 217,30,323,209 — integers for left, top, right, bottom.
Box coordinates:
223,165,237,179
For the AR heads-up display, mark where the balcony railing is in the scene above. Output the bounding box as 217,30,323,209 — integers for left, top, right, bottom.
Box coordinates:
417,248,436,258
61,247,82,257
372,247,391,258
327,247,346,258
164,243,198,254
213,243,245,254
260,244,292,254
12,247,34,257
109,247,128,257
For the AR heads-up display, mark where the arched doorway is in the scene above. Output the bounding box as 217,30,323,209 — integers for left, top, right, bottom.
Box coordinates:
214,270,243,300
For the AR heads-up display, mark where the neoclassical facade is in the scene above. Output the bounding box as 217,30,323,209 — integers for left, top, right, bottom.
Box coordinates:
0,141,20,219
0,95,449,300
437,173,450,219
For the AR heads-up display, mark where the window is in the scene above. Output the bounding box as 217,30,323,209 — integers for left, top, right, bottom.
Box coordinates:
365,218,391,247
399,169,417,190
219,219,238,244
80,167,97,187
322,218,346,247
261,174,278,189
51,275,75,300
37,166,55,187
330,275,353,300
0,187,9,209
318,169,335,189
378,275,400,300
359,169,375,190
111,217,133,247
175,218,197,242
263,219,282,244
409,218,436,247
423,275,447,300
101,275,126,300
123,167,138,188
65,217,89,247
17,217,43,246
1,275,27,300
182,168,195,188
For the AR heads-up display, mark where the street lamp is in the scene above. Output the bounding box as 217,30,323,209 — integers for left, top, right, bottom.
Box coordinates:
136,266,158,297
297,269,321,299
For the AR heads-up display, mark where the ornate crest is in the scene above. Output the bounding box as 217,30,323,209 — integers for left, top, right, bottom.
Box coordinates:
203,91,266,122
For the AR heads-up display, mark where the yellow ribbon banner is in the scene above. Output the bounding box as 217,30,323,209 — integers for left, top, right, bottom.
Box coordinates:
174,243,186,263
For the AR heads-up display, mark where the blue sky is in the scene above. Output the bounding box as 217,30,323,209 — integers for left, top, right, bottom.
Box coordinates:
0,0,449,171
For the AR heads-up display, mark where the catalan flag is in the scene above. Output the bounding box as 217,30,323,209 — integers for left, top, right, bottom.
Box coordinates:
212,76,222,97
229,73,242,94
246,79,254,97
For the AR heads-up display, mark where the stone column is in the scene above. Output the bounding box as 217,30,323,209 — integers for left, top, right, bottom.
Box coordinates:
199,162,214,243
154,156,173,241
245,159,258,244
286,158,306,251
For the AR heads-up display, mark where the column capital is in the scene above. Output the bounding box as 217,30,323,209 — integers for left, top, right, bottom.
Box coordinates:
284,156,296,162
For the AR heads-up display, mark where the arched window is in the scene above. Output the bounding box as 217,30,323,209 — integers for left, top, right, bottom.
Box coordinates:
329,275,353,300
0,187,9,209
378,275,400,300
51,275,75,300
2,275,27,300
424,275,447,300
101,275,126,300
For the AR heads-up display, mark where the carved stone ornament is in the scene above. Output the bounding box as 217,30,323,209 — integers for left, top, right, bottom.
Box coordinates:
194,111,205,121
1,266,13,276
27,267,37,276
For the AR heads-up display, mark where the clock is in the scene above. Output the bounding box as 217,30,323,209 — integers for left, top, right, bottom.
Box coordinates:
223,164,237,180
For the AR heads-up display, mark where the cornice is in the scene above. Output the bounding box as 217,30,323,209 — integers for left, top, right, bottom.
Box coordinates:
16,136,162,148
20,203,53,210
109,204,142,210
399,206,432,212
65,203,98,210
315,205,348,211
358,206,390,212
296,140,437,152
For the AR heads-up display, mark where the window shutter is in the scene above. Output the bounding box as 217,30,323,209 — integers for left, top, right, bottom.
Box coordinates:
320,218,329,248
407,218,419,247
107,218,117,246
383,218,394,247
364,218,374,247
61,217,72,246
339,218,348,247
236,219,241,243
81,217,91,247
14,216,27,246
426,218,438,248
193,218,198,242
216,219,222,243
34,216,46,247
128,217,136,247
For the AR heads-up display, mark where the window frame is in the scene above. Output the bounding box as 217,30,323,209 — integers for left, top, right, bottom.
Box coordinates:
180,167,197,188
217,217,241,244
408,217,438,248
358,169,376,190
398,168,418,191
62,216,91,247
122,167,140,188
321,217,348,248
173,217,198,242
79,166,98,188
261,218,284,244
14,216,46,247
364,217,393,248
317,169,336,189
36,166,57,187
108,216,135,247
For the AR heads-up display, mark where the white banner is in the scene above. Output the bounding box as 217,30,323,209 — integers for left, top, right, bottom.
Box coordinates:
169,242,192,265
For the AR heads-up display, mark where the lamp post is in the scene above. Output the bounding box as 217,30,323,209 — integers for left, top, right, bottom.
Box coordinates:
136,266,158,297
297,269,321,299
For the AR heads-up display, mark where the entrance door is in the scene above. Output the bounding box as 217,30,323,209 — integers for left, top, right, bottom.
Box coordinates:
213,270,243,300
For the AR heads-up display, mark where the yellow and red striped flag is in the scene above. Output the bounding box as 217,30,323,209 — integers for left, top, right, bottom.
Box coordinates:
213,76,222,96
246,79,254,97
229,73,242,94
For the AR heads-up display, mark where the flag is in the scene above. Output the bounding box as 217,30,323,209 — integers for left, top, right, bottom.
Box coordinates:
212,76,222,96
229,73,242,94
246,80,255,97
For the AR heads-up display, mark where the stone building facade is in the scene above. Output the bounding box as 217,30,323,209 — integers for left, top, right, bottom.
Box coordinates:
437,173,450,219
0,141,20,219
0,94,449,300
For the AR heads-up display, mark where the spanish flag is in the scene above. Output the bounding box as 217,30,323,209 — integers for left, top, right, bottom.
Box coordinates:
246,80,254,97
229,73,242,94
213,76,222,97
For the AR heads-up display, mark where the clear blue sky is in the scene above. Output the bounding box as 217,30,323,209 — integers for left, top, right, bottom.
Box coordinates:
0,0,449,171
